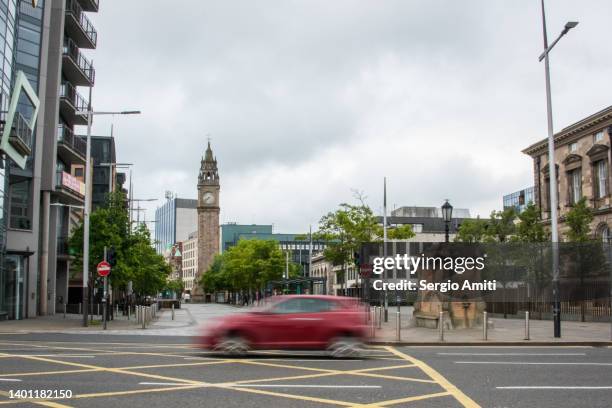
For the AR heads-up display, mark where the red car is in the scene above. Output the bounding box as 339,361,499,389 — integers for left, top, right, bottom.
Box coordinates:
199,295,368,357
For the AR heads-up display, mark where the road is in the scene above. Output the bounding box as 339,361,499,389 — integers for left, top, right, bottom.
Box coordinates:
0,304,611,407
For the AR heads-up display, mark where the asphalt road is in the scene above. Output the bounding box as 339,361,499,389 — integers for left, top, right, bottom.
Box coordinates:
0,333,611,407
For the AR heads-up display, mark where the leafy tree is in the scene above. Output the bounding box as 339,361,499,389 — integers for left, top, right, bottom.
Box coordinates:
163,278,184,298
564,197,593,242
514,203,547,243
487,208,516,242
199,240,300,297
454,217,489,243
314,201,414,293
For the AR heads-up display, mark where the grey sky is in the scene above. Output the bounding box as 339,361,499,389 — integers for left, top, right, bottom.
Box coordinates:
82,0,612,233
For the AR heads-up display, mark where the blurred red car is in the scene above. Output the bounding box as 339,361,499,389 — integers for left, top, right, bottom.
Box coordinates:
199,295,368,357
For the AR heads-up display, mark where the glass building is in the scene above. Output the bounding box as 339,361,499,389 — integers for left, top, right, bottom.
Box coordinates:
154,197,198,254
503,186,535,214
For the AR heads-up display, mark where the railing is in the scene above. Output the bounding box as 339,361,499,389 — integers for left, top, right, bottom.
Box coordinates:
60,82,88,112
57,124,86,157
62,38,95,84
56,170,86,197
66,0,98,47
0,110,33,155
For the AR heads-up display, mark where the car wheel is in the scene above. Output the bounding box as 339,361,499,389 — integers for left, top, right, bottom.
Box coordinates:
214,334,250,356
327,336,363,358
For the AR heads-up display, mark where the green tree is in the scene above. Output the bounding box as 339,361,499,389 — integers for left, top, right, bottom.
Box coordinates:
487,208,516,242
565,197,593,242
454,217,489,243
315,201,414,293
514,203,547,243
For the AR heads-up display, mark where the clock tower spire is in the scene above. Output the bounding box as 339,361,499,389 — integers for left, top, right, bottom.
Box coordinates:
195,141,220,302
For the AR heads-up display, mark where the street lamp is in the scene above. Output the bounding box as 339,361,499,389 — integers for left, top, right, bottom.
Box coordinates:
441,200,453,243
76,107,141,327
539,0,578,338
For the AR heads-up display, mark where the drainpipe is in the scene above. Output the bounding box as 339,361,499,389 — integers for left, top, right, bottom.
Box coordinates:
536,155,542,217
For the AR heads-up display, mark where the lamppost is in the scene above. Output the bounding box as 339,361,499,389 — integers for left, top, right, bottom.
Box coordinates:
539,0,578,338
441,200,453,243
76,107,141,327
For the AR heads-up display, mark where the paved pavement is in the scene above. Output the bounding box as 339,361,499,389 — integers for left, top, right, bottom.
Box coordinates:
0,333,611,407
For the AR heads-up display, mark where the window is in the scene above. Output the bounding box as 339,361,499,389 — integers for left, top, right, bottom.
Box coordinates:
594,160,608,199
569,142,577,153
9,179,31,229
594,131,604,143
568,168,582,205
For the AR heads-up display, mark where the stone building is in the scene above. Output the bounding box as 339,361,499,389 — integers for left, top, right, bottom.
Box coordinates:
194,142,220,301
181,231,198,295
522,106,612,240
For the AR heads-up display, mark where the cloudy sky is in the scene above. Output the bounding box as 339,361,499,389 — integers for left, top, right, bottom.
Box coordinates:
82,0,611,234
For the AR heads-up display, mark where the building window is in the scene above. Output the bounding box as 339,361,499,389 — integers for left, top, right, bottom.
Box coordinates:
594,160,608,199
569,142,577,153
9,179,31,230
594,131,604,143
568,169,582,205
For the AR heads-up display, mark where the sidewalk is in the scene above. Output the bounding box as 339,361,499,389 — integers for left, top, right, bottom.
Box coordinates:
371,306,612,345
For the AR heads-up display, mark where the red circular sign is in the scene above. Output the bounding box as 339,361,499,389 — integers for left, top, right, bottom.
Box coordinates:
97,260,111,277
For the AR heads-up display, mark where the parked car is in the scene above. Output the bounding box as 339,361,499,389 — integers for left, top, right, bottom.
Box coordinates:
199,295,368,357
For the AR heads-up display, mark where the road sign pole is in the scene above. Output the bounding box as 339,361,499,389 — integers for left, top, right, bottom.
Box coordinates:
103,247,107,330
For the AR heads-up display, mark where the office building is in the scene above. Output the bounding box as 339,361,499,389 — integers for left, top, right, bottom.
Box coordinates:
181,231,197,294
154,196,198,254
503,187,535,214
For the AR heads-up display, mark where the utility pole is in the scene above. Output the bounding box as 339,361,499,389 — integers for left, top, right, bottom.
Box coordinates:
383,177,388,322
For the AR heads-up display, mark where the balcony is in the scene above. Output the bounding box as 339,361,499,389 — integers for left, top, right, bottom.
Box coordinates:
57,124,86,165
62,38,95,86
55,170,86,205
0,110,33,156
59,82,88,126
65,0,97,49
76,0,99,13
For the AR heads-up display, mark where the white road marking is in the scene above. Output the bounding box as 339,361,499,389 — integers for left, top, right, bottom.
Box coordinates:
439,353,586,356
231,384,381,389
139,382,191,386
456,361,612,366
0,379,22,382
497,386,612,390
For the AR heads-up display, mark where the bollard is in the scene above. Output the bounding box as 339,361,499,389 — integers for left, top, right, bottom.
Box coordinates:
63,303,66,319
483,311,488,340
78,303,82,314
378,306,383,329
116,304,119,318
524,311,530,340
141,307,146,329
97,303,100,317
127,305,130,321
172,304,175,320
438,311,444,341
370,309,376,338
396,311,401,342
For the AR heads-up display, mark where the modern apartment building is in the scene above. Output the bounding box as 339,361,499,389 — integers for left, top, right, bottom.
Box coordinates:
522,106,612,241
154,196,198,254
89,135,116,210
181,231,198,294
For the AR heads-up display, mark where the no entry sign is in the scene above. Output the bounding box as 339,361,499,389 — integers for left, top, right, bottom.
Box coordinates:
97,260,111,277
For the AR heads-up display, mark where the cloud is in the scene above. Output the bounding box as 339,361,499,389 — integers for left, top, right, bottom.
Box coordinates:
83,0,612,232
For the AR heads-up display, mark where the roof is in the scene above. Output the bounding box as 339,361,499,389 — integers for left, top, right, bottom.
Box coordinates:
522,106,612,156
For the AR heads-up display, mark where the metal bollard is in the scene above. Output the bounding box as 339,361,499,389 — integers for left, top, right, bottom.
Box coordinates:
370,309,376,338
116,304,119,318
172,304,175,320
438,311,444,341
396,311,401,342
63,303,66,319
127,305,130,320
377,307,382,329
524,311,530,340
78,303,82,314
142,307,146,329
483,311,488,340
97,303,100,317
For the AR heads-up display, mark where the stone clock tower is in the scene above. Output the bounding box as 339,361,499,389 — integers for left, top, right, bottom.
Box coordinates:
194,141,220,301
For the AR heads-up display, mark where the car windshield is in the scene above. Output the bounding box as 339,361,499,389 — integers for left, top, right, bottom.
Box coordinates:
269,298,336,314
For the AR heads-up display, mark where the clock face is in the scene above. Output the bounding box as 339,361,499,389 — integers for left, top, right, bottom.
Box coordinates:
203,192,215,204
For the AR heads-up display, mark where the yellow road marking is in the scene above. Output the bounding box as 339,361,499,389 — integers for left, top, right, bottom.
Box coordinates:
0,368,102,378
385,347,481,408
119,360,231,370
353,391,451,407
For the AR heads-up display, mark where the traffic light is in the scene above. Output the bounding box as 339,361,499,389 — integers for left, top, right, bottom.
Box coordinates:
353,251,361,267
107,246,117,267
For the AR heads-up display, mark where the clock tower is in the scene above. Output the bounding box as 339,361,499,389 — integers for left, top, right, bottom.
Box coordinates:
194,141,220,301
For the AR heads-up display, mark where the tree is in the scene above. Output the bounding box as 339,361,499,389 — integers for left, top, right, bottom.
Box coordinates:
514,203,547,243
565,197,593,242
487,208,516,242
199,239,300,299
315,201,414,293
454,217,489,243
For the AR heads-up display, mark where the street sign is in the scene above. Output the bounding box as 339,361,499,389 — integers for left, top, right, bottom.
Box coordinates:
360,264,373,278
97,260,111,277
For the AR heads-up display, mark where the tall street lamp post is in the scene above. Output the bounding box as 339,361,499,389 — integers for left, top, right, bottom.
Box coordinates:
76,109,141,327
539,0,578,338
442,200,453,243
